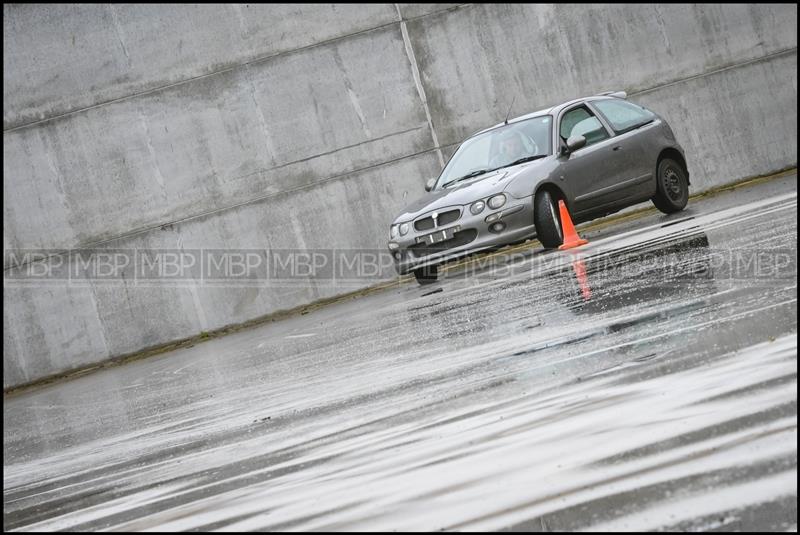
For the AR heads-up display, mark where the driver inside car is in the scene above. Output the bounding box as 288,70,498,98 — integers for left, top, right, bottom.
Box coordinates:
490,131,537,169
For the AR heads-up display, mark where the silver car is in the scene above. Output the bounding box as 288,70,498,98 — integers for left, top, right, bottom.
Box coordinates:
388,92,690,284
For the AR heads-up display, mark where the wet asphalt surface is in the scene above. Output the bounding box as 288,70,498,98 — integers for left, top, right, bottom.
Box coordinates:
3,175,797,531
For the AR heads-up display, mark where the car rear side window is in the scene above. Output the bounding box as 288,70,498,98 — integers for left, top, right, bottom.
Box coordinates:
593,99,655,133
560,106,609,147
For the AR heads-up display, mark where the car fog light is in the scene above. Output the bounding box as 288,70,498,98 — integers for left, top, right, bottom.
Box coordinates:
470,200,485,215
399,223,410,236
485,213,500,223
388,241,399,251
488,194,507,209
394,252,401,261
489,221,506,233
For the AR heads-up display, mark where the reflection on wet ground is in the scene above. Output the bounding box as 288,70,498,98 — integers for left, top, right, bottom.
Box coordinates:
3,176,798,531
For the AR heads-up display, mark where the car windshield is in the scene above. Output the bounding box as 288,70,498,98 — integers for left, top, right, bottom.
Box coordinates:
435,115,552,189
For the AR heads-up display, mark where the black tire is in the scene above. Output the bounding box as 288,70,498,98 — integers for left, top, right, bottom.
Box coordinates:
414,264,439,285
652,158,689,214
534,190,563,249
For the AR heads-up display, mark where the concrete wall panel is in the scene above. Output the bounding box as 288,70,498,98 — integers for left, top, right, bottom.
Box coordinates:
3,151,440,388
407,3,797,145
636,51,797,191
3,3,399,128
4,25,430,254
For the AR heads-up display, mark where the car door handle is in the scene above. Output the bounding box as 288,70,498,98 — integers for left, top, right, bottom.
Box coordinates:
612,146,622,151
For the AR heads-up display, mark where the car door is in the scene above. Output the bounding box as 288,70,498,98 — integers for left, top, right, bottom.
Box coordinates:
556,104,625,215
588,98,657,197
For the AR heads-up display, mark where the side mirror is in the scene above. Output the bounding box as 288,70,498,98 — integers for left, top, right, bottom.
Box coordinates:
425,178,437,192
565,135,587,154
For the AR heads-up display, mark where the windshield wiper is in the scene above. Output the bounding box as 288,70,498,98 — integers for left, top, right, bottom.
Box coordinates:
440,155,546,188
441,169,492,188
494,154,547,170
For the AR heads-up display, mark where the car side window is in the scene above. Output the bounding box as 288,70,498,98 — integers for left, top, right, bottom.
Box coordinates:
560,106,609,148
592,99,655,133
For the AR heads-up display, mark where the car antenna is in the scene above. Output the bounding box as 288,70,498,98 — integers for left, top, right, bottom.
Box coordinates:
504,95,516,125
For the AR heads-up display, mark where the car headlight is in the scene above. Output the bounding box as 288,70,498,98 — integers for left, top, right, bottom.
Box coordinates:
390,225,399,238
488,194,507,210
399,223,410,236
470,200,485,215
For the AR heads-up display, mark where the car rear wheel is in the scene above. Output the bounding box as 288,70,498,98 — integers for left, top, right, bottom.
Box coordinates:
652,158,689,214
414,264,438,285
534,190,564,249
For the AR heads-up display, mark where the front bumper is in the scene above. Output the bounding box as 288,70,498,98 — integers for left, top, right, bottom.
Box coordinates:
389,198,537,275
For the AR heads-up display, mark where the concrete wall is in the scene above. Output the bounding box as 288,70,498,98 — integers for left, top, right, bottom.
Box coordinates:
4,4,797,388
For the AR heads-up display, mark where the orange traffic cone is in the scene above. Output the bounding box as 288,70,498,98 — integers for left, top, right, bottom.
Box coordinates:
558,199,588,250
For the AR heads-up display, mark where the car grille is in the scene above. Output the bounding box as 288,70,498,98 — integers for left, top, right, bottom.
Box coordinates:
414,209,461,231
408,229,477,258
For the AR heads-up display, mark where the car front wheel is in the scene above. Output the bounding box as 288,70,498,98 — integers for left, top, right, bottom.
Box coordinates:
534,190,564,249
652,158,689,214
413,264,439,285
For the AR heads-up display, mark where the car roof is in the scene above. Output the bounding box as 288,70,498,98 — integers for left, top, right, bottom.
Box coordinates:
468,93,625,139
